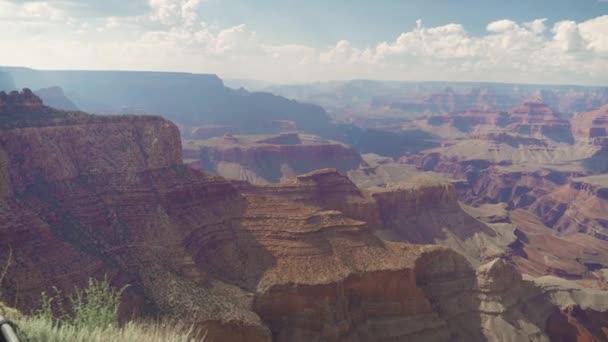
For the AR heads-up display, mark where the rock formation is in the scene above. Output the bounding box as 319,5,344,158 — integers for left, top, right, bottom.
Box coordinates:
366,177,515,266
0,88,44,114
34,86,78,111
410,100,574,144
0,67,332,135
263,79,608,121
508,101,574,143
1,92,608,341
183,133,365,184
532,175,608,239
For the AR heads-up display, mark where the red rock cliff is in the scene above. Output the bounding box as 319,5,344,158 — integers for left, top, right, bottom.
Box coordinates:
2,91,608,341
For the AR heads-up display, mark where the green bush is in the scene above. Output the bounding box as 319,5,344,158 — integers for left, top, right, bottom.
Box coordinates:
34,276,127,330
70,277,127,329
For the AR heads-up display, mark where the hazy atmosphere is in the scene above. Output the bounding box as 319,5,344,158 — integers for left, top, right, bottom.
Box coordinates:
3,1,608,342
1,0,608,84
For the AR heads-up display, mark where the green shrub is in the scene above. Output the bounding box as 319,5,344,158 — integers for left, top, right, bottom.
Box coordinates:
33,276,127,330
69,277,127,329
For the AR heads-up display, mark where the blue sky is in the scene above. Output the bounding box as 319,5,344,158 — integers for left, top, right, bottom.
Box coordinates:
197,0,607,46
1,0,607,84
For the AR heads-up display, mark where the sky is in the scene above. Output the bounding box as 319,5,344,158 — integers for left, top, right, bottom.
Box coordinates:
1,0,607,85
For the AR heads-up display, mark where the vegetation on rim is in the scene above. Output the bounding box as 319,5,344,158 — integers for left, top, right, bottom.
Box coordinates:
0,269,202,342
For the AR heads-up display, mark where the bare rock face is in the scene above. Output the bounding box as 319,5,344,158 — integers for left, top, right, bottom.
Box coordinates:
0,101,271,340
2,117,181,193
2,100,608,341
532,175,608,240
573,105,608,177
183,133,365,185
370,179,515,266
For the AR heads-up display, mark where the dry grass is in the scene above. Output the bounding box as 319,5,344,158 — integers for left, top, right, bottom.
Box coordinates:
16,317,203,342
5,275,205,342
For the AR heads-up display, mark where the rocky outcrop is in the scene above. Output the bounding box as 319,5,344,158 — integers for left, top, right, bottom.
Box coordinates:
369,179,516,266
0,89,44,114
184,133,365,184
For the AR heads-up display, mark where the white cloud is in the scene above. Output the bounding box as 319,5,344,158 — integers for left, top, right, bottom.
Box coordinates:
578,15,608,54
487,19,519,33
524,18,548,34
0,0,75,25
149,0,201,26
0,1,607,85
552,20,587,52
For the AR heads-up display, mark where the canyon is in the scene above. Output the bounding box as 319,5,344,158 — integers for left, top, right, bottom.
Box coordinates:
2,91,608,341
397,100,608,282
259,80,608,124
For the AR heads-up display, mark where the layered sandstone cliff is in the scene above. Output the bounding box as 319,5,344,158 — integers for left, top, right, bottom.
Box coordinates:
1,91,608,341
532,175,608,240
572,104,608,145
183,132,365,184
368,178,515,266
410,101,574,145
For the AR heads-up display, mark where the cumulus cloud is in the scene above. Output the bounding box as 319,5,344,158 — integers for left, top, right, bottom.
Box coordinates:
487,19,519,33
524,18,548,34
552,20,587,51
0,1,607,84
578,15,608,54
